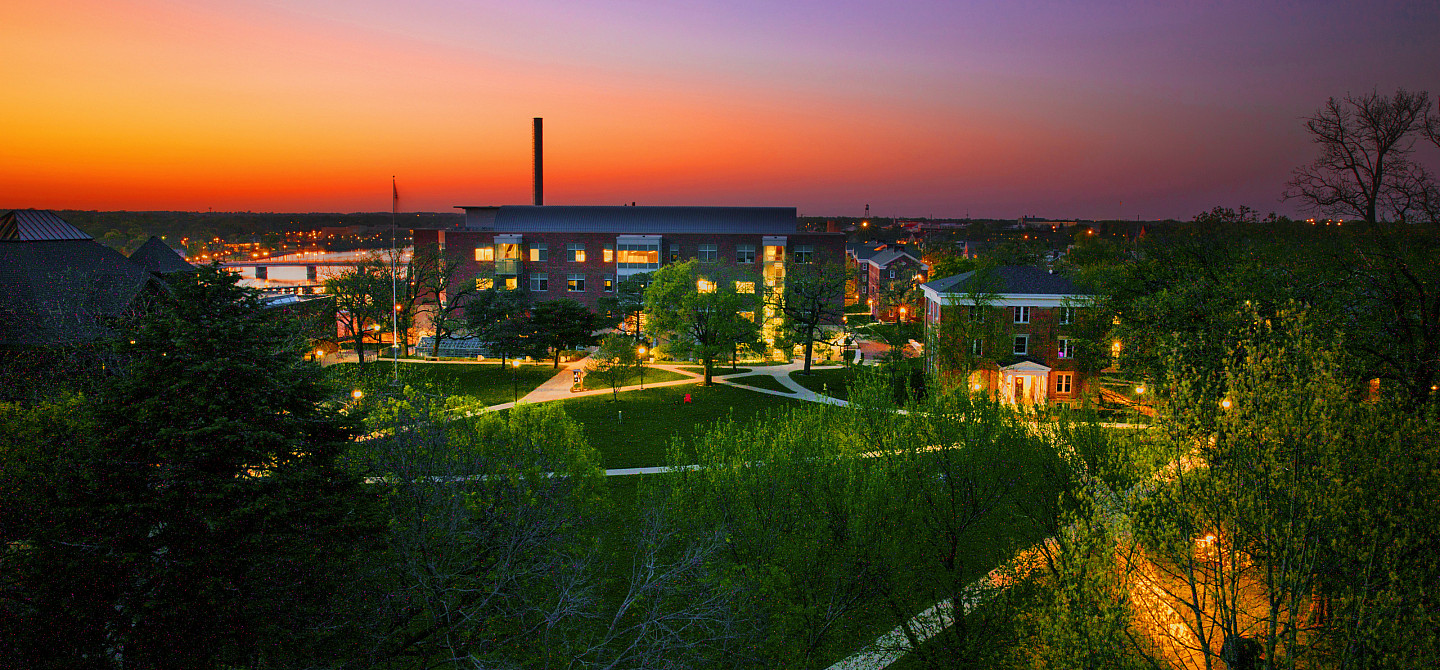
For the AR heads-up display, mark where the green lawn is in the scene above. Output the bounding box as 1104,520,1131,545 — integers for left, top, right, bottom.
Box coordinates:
724,374,794,394
788,367,857,400
555,384,800,469
328,361,555,406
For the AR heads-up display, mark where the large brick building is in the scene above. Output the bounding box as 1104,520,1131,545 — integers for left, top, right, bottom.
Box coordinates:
921,266,1092,406
412,205,845,344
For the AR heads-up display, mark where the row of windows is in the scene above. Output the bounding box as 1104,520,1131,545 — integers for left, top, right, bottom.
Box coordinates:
969,336,1077,358
476,274,620,293
474,243,817,265
964,305,1076,324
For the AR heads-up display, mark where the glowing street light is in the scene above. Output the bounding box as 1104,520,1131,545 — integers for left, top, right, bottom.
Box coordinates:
1220,398,1233,410
351,389,364,400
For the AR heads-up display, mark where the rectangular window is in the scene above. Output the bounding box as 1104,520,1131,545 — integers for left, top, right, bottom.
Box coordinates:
498,243,519,260
567,274,585,292
698,243,718,262
792,244,813,264
503,276,518,291
736,245,756,264
306,265,317,281
255,266,267,280
1014,306,1031,324
1056,373,1073,394
475,246,494,262
1059,306,1076,325
617,244,659,269
970,339,983,355
669,244,680,263
603,275,615,292
603,244,614,263
740,311,755,322
476,277,493,291
734,281,755,294
529,243,547,262
697,279,716,293
1014,334,1029,355
889,268,896,279
567,243,585,262
1058,337,1075,359
764,245,785,262
530,273,548,292
969,305,985,322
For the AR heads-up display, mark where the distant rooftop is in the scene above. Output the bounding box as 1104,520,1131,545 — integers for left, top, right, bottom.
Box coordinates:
129,236,195,274
923,265,1089,296
0,209,93,242
456,205,799,234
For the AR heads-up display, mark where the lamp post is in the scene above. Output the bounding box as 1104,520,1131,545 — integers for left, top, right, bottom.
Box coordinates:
511,360,521,403
637,346,647,389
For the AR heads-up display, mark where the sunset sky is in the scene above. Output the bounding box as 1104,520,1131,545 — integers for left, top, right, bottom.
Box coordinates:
3,0,1438,219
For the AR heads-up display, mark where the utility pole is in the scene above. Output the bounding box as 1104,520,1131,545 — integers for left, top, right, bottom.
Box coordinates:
391,176,399,383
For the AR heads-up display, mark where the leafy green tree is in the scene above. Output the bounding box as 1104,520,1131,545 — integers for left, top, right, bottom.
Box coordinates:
0,265,380,669
528,298,600,368
644,260,760,384
465,286,531,365
778,261,849,373
410,246,483,359
588,333,642,400
324,255,392,364
595,272,651,338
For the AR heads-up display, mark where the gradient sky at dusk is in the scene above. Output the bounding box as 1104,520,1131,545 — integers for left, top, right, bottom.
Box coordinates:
4,0,1438,219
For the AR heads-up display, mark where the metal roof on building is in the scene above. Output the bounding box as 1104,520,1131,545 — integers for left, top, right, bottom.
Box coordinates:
922,265,1089,296
0,209,93,242
458,206,799,234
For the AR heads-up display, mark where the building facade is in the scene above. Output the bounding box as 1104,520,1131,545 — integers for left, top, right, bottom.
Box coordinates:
412,205,845,341
862,248,928,321
921,266,1092,406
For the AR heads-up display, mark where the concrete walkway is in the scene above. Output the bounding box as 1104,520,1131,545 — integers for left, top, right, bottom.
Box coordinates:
711,361,852,406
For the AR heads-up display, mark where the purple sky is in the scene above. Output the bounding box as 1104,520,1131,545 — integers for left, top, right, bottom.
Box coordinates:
4,0,1438,218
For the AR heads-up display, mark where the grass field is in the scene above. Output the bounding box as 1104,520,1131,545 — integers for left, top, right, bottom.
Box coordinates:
724,374,794,394
329,361,555,406
788,367,857,400
554,384,800,469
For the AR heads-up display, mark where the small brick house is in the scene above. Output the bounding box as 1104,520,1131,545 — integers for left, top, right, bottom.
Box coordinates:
921,266,1092,406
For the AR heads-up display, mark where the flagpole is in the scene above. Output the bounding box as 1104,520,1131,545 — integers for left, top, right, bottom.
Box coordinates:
391,176,399,383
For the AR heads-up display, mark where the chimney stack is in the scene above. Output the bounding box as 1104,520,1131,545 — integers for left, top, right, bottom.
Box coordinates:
533,117,543,206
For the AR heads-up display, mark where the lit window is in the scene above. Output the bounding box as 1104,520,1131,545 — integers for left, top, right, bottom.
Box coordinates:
740,311,755,322
734,281,755,294
764,245,785,262
1014,335,1029,355
736,245,756,264
476,277,493,291
618,244,659,269
669,244,680,263
1058,338,1075,359
503,276,518,291
698,243,718,261
529,243,547,262
603,245,614,263
568,274,585,292
498,243,520,260
697,279,716,293
475,246,494,261
604,275,614,292
567,243,586,262
1055,373,1073,394
1014,306,1031,324
530,273,548,291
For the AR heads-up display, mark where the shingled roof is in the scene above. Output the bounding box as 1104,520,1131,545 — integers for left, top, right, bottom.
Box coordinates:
922,265,1088,296
129,236,195,275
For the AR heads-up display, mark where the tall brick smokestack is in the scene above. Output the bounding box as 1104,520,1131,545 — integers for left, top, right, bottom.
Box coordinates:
533,117,543,206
